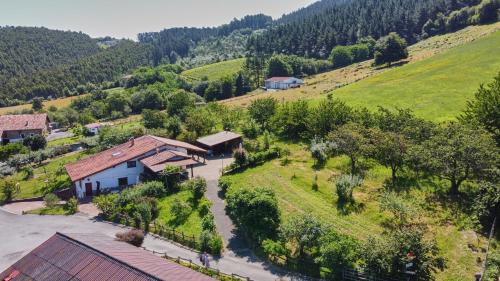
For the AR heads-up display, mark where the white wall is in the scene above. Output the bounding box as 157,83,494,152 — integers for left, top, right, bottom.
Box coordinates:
75,158,143,198
74,145,189,198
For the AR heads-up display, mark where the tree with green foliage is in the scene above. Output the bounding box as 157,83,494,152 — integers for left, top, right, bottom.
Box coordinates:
142,109,167,129
226,187,280,243
31,97,44,111
23,135,47,151
369,130,409,185
421,123,498,194
170,198,191,224
166,90,195,119
309,98,353,138
0,143,28,161
362,225,444,281
266,54,292,78
186,177,207,203
330,46,353,68
328,123,369,173
184,108,216,137
248,97,277,130
462,72,500,144
317,228,360,278
272,100,310,139
374,33,408,66
280,213,324,258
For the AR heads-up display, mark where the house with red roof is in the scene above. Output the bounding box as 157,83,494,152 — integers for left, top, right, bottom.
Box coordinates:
265,77,304,90
65,135,206,199
0,114,50,145
0,232,216,281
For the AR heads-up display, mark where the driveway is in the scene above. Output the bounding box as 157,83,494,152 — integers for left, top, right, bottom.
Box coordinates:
0,209,300,281
46,129,74,141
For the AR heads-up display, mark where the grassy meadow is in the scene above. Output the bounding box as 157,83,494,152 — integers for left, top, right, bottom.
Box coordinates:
332,30,500,122
181,58,245,82
0,95,88,115
224,143,488,281
222,23,500,122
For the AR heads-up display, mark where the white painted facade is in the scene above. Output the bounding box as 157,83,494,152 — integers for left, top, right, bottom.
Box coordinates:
265,77,304,90
73,145,189,199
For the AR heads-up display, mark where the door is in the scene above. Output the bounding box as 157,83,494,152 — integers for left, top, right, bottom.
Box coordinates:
118,177,128,188
85,183,93,197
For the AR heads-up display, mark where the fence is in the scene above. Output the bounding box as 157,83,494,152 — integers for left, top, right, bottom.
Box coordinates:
110,215,202,251
342,269,404,281
141,247,253,281
267,254,324,278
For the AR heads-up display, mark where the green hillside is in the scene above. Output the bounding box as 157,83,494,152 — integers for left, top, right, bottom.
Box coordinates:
181,58,245,82
332,30,500,122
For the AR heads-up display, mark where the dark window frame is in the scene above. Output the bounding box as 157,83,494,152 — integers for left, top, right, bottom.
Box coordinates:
127,161,137,168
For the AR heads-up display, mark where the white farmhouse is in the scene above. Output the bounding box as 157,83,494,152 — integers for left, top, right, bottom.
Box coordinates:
265,77,304,90
65,135,206,199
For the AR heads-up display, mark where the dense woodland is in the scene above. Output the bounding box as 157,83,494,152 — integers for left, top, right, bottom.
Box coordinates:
248,0,498,58
138,14,272,65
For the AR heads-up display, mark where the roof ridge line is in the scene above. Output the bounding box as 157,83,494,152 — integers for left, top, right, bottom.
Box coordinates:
55,232,162,281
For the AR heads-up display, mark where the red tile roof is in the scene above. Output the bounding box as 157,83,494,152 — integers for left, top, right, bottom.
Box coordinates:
0,114,49,135
65,135,205,182
140,150,199,173
265,77,294,82
0,232,216,281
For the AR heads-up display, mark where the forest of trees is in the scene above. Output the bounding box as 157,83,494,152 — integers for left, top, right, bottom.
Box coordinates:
0,40,152,106
138,14,272,65
248,0,498,58
0,26,100,84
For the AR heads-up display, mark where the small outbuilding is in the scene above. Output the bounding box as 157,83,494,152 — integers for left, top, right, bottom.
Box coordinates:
265,77,304,90
197,131,242,154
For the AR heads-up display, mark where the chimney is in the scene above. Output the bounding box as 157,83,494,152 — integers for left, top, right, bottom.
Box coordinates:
129,137,135,147
25,121,29,127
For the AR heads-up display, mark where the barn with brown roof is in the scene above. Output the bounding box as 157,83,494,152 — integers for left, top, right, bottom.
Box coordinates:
196,131,242,154
0,114,50,145
65,135,206,199
0,232,216,281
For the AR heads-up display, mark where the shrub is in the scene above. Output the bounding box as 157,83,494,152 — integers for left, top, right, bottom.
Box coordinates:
0,162,16,177
208,234,223,255
233,147,248,168
187,177,207,202
43,193,59,208
93,193,119,218
134,202,153,231
198,198,212,217
201,213,216,232
139,181,167,198
0,143,28,161
23,135,47,151
170,199,192,222
116,229,145,247
160,165,183,192
1,180,19,202
262,239,287,257
336,174,363,204
218,177,232,194
66,197,78,214
310,137,329,167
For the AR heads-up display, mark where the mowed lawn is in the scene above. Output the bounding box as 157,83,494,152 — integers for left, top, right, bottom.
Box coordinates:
332,30,500,122
181,58,245,82
155,189,204,238
224,144,487,281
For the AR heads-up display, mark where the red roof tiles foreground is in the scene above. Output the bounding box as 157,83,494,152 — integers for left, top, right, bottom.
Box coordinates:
0,114,49,133
0,232,216,281
65,135,206,182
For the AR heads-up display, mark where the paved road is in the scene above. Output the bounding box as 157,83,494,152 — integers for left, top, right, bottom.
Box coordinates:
46,129,74,141
0,209,298,281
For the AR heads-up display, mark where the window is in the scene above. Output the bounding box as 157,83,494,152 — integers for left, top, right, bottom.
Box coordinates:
127,161,136,168
20,133,25,139
118,177,128,187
